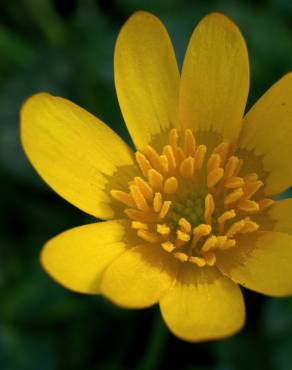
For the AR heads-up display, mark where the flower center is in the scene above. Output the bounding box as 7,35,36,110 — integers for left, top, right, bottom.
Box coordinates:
111,129,274,267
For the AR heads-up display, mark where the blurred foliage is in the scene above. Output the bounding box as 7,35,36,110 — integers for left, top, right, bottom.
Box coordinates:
1,0,292,369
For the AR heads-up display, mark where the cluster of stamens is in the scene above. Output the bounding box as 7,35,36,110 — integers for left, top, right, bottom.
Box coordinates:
111,129,274,267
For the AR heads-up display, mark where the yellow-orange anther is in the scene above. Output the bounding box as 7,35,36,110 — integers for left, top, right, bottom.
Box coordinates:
131,221,148,230
217,209,236,233
174,147,185,165
224,188,244,206
201,236,218,252
189,256,206,267
124,208,156,223
143,145,163,172
244,173,258,182
137,230,161,243
148,169,163,191
184,129,196,157
207,154,221,173
157,224,171,236
173,252,188,262
220,239,236,250
159,155,169,173
164,177,178,194
258,198,275,211
135,152,152,177
234,159,243,176
178,217,192,233
191,224,212,248
204,193,215,225
153,192,162,212
243,180,263,200
207,168,224,188
159,201,172,219
226,220,245,238
204,252,216,266
176,230,191,242
238,199,259,213
134,177,153,200
129,185,149,212
169,128,178,148
110,190,135,208
224,156,240,179
216,235,227,247
180,157,194,179
213,142,229,165
224,176,245,189
240,218,259,233
163,145,176,172
194,145,207,170
161,241,175,253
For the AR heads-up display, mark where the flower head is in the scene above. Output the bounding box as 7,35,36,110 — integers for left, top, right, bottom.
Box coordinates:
20,11,292,342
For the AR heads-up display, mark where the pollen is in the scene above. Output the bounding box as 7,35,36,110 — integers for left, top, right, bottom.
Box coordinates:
111,129,274,267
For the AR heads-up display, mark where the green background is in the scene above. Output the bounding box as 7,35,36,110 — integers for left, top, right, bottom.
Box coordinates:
1,0,292,369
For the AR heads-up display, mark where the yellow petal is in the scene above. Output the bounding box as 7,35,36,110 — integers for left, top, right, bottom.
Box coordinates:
114,11,180,149
179,13,249,146
21,93,136,219
100,244,178,308
217,231,292,297
159,264,245,342
41,221,129,294
238,73,292,195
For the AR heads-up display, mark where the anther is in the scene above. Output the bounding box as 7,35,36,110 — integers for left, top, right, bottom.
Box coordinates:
161,241,175,253
143,145,163,172
173,252,188,262
157,224,171,236
153,192,163,212
204,252,216,266
201,236,218,252
224,188,244,206
135,152,152,177
180,157,194,179
134,177,153,200
220,239,236,250
159,201,172,219
191,224,212,248
242,180,263,200
169,128,178,148
194,145,207,170
148,169,163,191
217,209,236,233
178,218,192,233
110,190,136,208
207,154,221,173
237,199,259,213
224,176,245,189
226,220,245,238
176,230,191,242
207,167,224,188
164,177,178,194
224,156,240,179
137,229,161,243
129,185,149,211
184,129,196,157
189,256,206,267
131,221,148,230
204,193,215,225
258,198,275,211
163,145,176,172
213,142,229,165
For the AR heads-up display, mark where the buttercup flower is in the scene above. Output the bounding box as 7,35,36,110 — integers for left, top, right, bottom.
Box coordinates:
20,11,292,342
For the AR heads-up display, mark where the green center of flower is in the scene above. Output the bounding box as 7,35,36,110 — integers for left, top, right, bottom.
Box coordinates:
111,128,274,267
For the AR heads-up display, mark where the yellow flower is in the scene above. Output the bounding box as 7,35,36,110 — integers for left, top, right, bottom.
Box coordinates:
20,11,292,342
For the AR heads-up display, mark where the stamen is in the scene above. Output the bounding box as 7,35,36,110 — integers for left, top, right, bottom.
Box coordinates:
153,192,162,213
178,218,192,233
201,235,218,252
137,229,161,243
174,147,185,165
134,177,153,200
143,145,163,172
124,208,156,223
242,180,263,200
207,168,224,188
244,173,258,182
164,177,178,194
204,252,216,266
224,188,244,206
131,221,148,230
204,193,215,225
173,252,188,262
220,239,236,250
129,185,149,212
194,145,207,171
176,230,191,242
224,176,245,189
159,201,172,219
240,218,259,233
213,142,229,165
110,190,135,208
224,156,240,180
169,128,178,148
161,241,175,253
237,199,259,213
157,224,171,236
207,154,221,173
180,157,194,179
163,145,176,172
191,224,212,248
189,256,206,267
258,198,275,211
159,155,169,173
226,220,245,238
148,169,163,191
217,209,236,233
184,129,196,157
135,152,152,177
